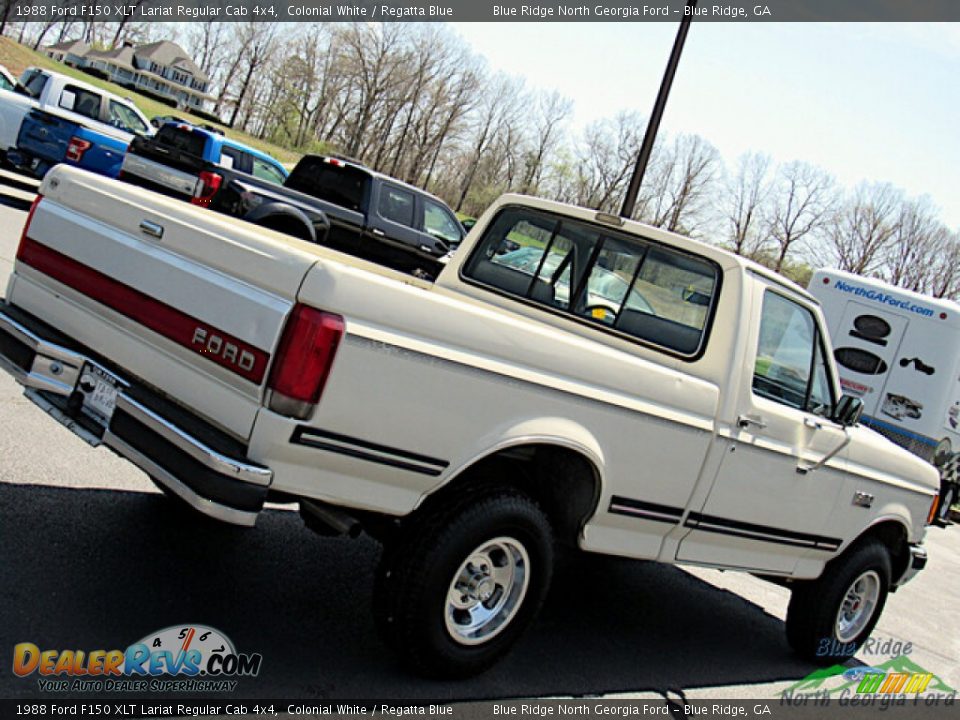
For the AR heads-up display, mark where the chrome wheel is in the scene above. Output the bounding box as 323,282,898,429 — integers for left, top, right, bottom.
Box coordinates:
444,536,530,646
835,570,881,643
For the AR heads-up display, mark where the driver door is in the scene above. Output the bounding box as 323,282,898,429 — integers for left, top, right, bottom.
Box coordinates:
677,286,849,573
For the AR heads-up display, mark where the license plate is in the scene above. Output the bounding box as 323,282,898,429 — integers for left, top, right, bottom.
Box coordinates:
75,363,119,424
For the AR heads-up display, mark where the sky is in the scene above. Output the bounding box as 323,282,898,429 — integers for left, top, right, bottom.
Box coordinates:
451,22,959,228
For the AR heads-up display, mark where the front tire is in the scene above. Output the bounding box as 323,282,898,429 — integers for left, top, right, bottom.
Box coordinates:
374,488,553,678
785,538,891,663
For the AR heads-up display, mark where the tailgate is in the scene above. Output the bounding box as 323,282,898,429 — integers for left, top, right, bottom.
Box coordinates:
121,152,199,197
17,109,76,163
9,165,323,440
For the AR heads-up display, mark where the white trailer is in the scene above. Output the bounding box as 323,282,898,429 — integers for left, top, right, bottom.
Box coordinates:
810,268,960,523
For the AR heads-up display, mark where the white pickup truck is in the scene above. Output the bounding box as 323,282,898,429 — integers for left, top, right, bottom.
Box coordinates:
0,167,939,678
0,67,147,158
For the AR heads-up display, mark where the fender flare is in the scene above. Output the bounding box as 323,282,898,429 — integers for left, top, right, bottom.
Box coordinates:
243,202,322,243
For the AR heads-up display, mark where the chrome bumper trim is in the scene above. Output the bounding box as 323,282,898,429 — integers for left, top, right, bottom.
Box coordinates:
0,308,270,527
103,431,258,527
115,395,272,487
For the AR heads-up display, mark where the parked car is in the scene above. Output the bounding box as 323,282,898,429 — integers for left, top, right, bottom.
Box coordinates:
122,131,462,277
120,121,288,203
0,167,938,678
9,99,151,179
0,67,148,164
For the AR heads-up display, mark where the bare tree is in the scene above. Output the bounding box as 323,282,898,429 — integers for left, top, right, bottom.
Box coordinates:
928,232,960,300
225,23,278,128
766,161,835,273
722,152,772,257
453,74,525,212
816,182,902,275
882,197,947,291
636,134,719,235
520,90,572,195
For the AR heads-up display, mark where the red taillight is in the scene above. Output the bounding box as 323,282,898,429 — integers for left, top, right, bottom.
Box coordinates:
267,304,344,418
191,170,222,207
16,194,43,260
325,157,344,167
65,137,92,162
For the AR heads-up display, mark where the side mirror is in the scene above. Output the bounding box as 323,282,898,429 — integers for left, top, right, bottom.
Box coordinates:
833,394,864,427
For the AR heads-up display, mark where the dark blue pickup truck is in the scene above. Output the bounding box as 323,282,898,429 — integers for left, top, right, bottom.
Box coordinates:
8,104,151,179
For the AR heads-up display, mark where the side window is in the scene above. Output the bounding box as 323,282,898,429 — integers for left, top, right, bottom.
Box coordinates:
107,101,148,134
251,157,287,185
19,70,48,99
378,186,415,227
423,199,463,246
462,207,719,356
219,146,245,172
63,86,101,120
753,291,834,415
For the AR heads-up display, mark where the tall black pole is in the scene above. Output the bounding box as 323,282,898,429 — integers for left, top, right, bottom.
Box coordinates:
620,0,697,219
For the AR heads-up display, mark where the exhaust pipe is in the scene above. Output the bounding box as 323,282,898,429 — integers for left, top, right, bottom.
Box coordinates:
300,498,362,538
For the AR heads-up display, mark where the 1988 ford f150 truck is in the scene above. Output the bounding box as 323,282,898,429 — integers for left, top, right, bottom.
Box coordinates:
0,166,939,678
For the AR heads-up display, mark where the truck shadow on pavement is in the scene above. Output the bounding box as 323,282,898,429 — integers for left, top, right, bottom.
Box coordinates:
0,484,818,700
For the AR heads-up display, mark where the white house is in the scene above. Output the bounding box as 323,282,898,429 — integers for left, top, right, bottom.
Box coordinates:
45,40,214,112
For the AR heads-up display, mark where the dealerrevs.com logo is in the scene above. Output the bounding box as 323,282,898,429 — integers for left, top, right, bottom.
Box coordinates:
13,625,262,693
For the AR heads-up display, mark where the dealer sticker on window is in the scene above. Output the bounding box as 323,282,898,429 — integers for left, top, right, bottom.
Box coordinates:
75,363,119,424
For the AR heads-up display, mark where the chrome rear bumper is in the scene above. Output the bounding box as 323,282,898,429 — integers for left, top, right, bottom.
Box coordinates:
0,304,271,526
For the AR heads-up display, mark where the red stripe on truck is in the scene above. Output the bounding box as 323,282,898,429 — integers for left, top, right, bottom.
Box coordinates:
16,236,270,384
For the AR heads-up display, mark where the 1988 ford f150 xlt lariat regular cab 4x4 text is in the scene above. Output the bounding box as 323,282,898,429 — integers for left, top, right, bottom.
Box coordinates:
0,166,939,678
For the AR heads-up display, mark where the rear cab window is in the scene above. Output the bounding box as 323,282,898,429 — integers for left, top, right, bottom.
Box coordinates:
461,206,720,357
287,158,370,211
156,124,206,158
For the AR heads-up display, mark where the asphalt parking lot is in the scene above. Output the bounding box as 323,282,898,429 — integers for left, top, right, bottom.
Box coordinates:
0,173,957,702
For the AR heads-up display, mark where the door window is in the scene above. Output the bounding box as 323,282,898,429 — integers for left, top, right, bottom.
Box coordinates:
423,199,463,246
107,101,148,134
378,186,415,227
251,157,287,185
753,291,835,415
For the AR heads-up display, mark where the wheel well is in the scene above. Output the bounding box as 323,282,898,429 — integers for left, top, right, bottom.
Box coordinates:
854,520,910,585
419,444,601,548
257,214,313,242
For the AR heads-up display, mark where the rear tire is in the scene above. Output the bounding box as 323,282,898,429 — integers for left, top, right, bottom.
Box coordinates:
786,538,891,663
374,487,553,678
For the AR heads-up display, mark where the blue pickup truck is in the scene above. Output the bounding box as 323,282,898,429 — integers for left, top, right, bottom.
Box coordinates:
8,101,151,179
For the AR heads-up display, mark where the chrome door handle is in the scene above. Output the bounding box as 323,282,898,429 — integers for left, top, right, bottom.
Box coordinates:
371,228,385,237
737,414,767,430
139,220,163,239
